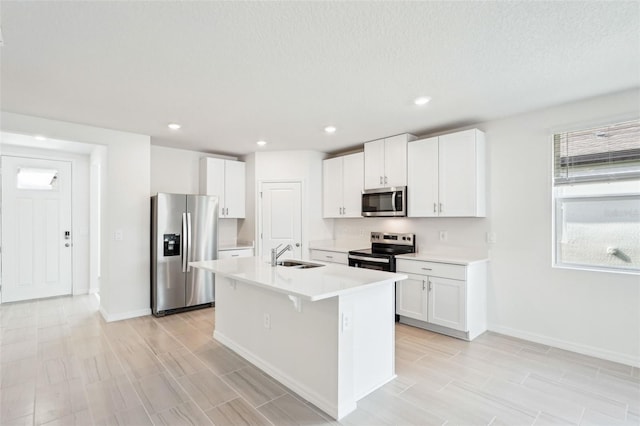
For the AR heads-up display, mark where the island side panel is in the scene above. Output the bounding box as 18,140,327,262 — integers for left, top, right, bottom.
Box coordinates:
213,275,342,417
341,281,396,400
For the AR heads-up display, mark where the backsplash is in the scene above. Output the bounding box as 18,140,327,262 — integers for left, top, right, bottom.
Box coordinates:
332,217,490,255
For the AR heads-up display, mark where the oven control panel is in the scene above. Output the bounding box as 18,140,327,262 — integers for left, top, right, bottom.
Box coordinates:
370,232,414,245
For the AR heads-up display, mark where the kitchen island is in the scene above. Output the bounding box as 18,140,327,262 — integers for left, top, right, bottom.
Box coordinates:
189,257,407,420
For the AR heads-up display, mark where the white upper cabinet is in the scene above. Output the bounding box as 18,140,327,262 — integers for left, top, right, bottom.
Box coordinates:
408,129,486,217
364,133,415,189
200,157,246,218
407,137,439,217
323,152,363,218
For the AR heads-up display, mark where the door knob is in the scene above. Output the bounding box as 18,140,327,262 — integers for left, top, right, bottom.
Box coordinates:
65,243,71,247
295,243,300,247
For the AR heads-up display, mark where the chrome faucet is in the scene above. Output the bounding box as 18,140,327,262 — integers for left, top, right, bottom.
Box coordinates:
271,243,292,266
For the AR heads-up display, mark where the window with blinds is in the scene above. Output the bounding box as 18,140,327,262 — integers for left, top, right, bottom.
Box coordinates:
552,119,640,274
553,119,640,184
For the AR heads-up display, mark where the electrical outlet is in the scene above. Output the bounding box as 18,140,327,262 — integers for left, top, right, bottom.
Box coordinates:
114,230,123,241
487,232,497,244
263,313,271,329
439,231,448,242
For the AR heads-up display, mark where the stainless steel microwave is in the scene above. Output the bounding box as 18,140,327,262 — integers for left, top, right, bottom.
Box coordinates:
361,186,407,217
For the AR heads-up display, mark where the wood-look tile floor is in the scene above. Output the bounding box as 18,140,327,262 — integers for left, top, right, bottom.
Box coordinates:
1,295,638,426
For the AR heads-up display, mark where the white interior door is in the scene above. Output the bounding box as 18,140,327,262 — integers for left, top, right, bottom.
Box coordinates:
1,156,73,302
260,182,302,259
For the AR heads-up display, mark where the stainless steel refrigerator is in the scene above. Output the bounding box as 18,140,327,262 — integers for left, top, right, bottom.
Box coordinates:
151,193,218,316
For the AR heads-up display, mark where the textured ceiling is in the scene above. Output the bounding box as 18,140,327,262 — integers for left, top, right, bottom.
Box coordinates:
1,1,638,156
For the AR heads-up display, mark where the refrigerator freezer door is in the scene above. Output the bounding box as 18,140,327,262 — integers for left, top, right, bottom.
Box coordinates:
186,194,218,306
152,193,187,314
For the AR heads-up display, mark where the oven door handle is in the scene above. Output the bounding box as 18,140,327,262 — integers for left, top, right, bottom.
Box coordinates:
348,255,390,264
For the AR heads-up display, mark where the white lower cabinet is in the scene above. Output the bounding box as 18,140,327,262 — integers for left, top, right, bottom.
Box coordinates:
396,258,487,341
310,249,348,265
427,276,466,331
395,273,428,321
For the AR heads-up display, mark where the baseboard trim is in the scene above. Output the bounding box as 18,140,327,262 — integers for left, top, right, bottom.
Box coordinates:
99,306,151,322
488,324,640,368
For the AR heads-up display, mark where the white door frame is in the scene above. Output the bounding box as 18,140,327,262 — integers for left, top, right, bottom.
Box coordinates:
257,179,305,259
0,147,94,302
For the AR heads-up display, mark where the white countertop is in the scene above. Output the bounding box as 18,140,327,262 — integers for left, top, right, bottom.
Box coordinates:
190,257,407,301
396,252,489,265
309,239,369,253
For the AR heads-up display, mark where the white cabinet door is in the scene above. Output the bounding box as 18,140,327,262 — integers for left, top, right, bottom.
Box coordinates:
427,276,466,331
383,134,408,187
408,137,439,217
364,139,385,189
323,157,344,218
341,152,363,217
438,129,480,217
396,274,428,321
201,157,226,216
224,160,245,218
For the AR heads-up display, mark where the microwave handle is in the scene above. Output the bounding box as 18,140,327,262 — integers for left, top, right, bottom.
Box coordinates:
391,190,397,212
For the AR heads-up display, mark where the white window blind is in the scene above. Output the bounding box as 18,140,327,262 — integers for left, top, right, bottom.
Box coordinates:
553,119,640,185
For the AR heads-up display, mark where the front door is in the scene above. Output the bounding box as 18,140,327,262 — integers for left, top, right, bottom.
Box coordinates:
1,156,73,302
260,182,302,259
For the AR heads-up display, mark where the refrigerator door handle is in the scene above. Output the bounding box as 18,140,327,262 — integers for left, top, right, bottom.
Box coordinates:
186,212,192,272
182,213,188,272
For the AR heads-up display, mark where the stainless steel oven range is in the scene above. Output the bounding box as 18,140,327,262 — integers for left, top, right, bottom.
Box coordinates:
348,232,415,272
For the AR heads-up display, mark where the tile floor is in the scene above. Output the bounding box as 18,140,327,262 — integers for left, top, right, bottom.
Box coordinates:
1,295,638,425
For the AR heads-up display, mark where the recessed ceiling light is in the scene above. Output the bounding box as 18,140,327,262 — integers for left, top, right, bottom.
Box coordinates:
256,140,267,146
34,135,46,141
414,96,431,106
168,123,181,130
324,126,337,134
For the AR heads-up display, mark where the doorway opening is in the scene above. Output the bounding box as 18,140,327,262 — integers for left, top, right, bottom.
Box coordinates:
0,132,105,304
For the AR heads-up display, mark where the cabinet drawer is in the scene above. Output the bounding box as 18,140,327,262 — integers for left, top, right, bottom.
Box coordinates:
396,259,466,280
218,248,254,259
310,250,348,265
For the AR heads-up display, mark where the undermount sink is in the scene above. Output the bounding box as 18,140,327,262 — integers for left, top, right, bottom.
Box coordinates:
277,260,325,269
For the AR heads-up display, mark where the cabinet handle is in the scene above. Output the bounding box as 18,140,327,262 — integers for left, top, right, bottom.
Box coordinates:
379,176,383,185
439,203,443,213
422,280,426,290
326,255,333,259
231,254,239,257
428,281,433,292
421,267,432,271
433,203,437,213
342,207,346,215
384,176,388,185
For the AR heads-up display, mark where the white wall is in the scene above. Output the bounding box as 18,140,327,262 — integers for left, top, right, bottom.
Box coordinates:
334,89,640,366
485,89,639,366
1,112,151,321
90,146,107,294
0,144,91,295
150,145,241,245
238,150,334,258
